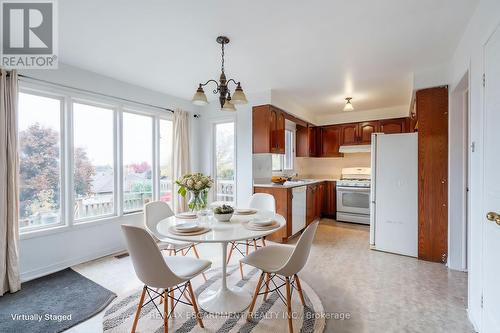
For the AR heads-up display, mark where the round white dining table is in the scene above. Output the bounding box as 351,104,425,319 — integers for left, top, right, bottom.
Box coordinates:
156,211,286,314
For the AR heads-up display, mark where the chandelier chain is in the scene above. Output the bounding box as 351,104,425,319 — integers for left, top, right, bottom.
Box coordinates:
221,41,225,73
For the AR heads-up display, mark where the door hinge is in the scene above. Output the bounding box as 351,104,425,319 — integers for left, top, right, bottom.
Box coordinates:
481,294,484,308
483,73,486,88
471,141,476,153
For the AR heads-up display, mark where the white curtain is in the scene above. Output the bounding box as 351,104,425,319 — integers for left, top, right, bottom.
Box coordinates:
172,109,190,213
0,69,21,296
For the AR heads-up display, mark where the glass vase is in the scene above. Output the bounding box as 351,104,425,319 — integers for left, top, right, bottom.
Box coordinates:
188,190,208,212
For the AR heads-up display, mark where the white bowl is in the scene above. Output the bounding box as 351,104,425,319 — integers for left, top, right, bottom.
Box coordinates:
214,212,233,222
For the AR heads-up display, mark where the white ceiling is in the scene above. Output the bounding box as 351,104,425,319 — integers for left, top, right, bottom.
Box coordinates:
59,0,477,115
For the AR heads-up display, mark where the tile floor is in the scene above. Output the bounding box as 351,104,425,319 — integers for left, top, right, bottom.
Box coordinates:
67,220,474,333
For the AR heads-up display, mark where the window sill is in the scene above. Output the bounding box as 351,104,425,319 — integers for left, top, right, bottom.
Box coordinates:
19,213,141,240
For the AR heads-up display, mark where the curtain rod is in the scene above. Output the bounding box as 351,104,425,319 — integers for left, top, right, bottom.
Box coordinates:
17,74,176,113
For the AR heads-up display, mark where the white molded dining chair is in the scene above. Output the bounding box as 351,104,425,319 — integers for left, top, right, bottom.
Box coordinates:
121,224,211,333
227,193,276,279
241,221,319,333
144,201,207,281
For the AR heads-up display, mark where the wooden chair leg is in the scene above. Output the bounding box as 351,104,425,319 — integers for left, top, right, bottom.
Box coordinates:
227,242,234,264
239,262,244,280
285,277,293,333
262,237,266,247
246,241,249,255
263,273,271,301
247,272,265,321
163,289,169,333
253,239,258,251
187,281,204,328
191,245,207,281
294,274,306,307
131,286,147,333
170,288,175,314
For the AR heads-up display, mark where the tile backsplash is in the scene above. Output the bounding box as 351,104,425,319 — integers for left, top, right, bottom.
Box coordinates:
295,153,371,179
253,153,272,183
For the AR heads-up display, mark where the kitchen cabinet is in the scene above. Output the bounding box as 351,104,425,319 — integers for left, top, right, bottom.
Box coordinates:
319,126,342,157
323,181,336,217
416,86,448,263
253,186,291,242
379,118,408,134
306,185,316,225
306,183,323,225
358,121,379,144
296,125,317,157
252,104,285,154
340,123,359,145
340,122,379,145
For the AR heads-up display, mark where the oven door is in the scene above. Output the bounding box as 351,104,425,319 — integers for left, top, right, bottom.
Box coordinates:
336,186,371,215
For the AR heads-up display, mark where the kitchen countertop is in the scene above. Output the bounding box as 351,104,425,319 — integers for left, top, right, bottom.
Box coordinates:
253,178,339,189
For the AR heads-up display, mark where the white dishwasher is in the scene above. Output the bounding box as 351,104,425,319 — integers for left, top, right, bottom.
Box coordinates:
292,186,307,235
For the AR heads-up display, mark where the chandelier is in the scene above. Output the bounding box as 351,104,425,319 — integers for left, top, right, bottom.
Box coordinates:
191,36,248,111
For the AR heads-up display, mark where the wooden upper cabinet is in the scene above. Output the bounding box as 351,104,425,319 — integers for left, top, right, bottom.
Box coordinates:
319,126,342,157
296,125,309,157
340,123,358,145
252,105,286,154
274,109,286,154
296,125,317,157
358,121,379,144
379,118,408,134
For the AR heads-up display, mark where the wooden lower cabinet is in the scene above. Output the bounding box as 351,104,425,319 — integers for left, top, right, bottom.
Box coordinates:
254,181,336,242
323,181,336,217
253,186,291,243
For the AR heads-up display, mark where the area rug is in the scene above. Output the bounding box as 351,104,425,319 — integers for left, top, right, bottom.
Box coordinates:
0,268,116,333
103,266,325,332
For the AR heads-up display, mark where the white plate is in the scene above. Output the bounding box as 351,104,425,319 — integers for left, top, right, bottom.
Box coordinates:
175,222,200,232
234,208,258,214
249,217,274,226
176,212,197,219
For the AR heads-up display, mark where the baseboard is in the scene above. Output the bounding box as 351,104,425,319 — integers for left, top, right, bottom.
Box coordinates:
20,245,125,282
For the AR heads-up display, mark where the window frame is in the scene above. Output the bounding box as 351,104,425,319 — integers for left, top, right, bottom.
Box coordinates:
18,88,67,233
272,128,295,173
18,80,174,237
70,98,118,223
212,119,237,206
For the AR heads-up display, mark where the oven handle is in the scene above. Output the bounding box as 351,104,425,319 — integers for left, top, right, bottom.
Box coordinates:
336,186,371,192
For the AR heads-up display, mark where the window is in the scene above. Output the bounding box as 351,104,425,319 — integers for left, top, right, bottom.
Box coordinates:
17,86,176,234
123,112,153,213
159,119,173,207
272,129,294,172
18,92,63,231
214,122,235,204
73,102,115,220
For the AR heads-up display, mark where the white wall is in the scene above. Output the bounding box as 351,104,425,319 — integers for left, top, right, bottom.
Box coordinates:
448,0,500,330
18,63,201,281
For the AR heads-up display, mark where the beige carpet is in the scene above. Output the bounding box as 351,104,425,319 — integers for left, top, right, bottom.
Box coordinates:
102,266,325,332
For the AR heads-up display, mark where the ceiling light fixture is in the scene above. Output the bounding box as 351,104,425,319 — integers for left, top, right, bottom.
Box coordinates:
343,97,354,111
191,36,248,111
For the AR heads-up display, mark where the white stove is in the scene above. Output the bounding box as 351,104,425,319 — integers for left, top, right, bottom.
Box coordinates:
336,167,371,224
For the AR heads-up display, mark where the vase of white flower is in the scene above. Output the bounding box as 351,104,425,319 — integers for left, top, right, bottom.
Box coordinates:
176,173,214,212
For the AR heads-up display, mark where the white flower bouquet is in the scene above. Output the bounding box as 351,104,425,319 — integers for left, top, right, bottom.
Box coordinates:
176,173,214,211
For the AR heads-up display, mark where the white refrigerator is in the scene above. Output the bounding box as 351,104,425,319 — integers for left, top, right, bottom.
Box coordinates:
370,133,418,257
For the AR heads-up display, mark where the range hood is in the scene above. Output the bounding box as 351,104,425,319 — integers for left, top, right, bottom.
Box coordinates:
339,144,371,154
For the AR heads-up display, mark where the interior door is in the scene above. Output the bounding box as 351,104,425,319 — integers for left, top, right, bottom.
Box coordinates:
482,25,500,332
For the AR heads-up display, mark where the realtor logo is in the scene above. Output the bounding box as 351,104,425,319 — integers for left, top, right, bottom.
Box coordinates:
1,0,58,69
